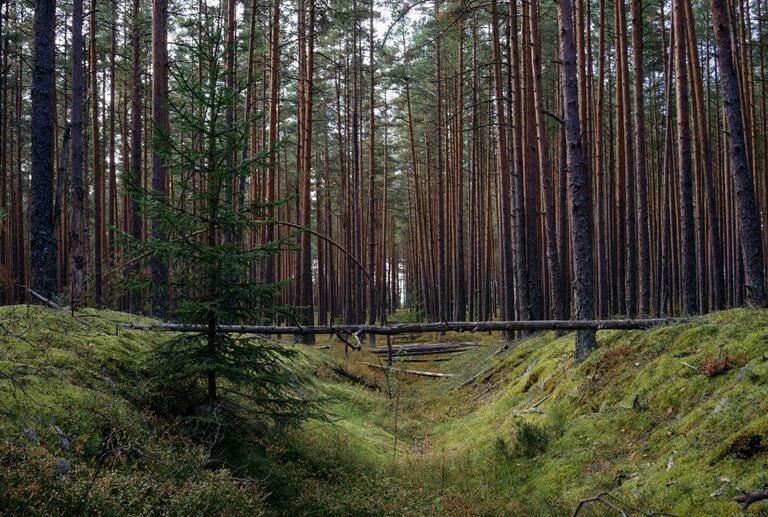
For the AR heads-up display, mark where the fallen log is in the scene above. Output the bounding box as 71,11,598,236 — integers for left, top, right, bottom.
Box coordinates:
28,289,109,336
119,318,682,335
378,341,480,349
394,357,453,363
369,342,479,354
363,362,455,378
368,343,474,355
371,348,469,357
323,362,380,391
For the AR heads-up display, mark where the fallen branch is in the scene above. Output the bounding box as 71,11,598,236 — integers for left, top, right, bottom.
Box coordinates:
363,362,455,378
524,393,551,412
573,492,628,516
120,318,682,335
27,289,66,311
454,342,512,391
395,357,453,363
573,491,677,516
733,488,768,511
680,361,699,372
457,366,495,389
323,362,380,391
28,289,108,336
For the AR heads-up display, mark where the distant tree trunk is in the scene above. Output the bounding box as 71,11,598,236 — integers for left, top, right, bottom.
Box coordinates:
108,1,118,279
454,15,467,321
30,0,57,300
631,0,651,316
684,0,724,312
529,0,565,320
594,0,609,317
710,0,767,306
435,0,448,322
659,23,675,314
508,0,532,323
297,0,315,340
129,0,143,314
673,0,697,314
615,0,636,317
70,0,85,308
0,7,6,305
90,0,103,307
557,0,596,360
264,0,279,293
151,0,169,318
490,0,518,334
367,0,377,334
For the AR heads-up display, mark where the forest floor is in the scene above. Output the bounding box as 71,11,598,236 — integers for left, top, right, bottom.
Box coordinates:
0,305,767,516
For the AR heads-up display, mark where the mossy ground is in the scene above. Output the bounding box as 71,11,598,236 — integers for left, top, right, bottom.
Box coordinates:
1,305,767,515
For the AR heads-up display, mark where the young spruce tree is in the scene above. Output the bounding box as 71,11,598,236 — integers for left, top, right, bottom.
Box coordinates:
126,22,315,433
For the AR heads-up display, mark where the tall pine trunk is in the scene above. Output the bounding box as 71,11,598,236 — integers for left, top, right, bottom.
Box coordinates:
557,0,596,360
30,0,57,300
710,0,767,306
151,0,169,318
70,0,85,308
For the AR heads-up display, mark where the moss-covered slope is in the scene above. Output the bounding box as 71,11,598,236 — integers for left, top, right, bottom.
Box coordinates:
270,309,768,516
1,305,766,516
0,305,265,515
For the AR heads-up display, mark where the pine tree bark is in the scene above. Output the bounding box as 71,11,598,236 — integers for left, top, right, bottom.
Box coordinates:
673,0,698,314
557,0,597,360
70,0,85,308
710,0,767,306
90,0,103,307
0,8,6,305
30,0,57,300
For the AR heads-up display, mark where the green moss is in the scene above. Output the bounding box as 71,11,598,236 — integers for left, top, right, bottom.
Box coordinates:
3,306,768,515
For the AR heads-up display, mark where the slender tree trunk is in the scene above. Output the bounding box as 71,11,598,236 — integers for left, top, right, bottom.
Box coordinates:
435,0,448,322
108,1,117,283
673,0,697,314
490,0,518,334
71,0,85,308
529,0,565,320
367,0,377,332
264,0,279,294
90,0,103,307
129,0,143,313
297,0,316,339
454,14,467,321
150,0,169,317
632,0,651,315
